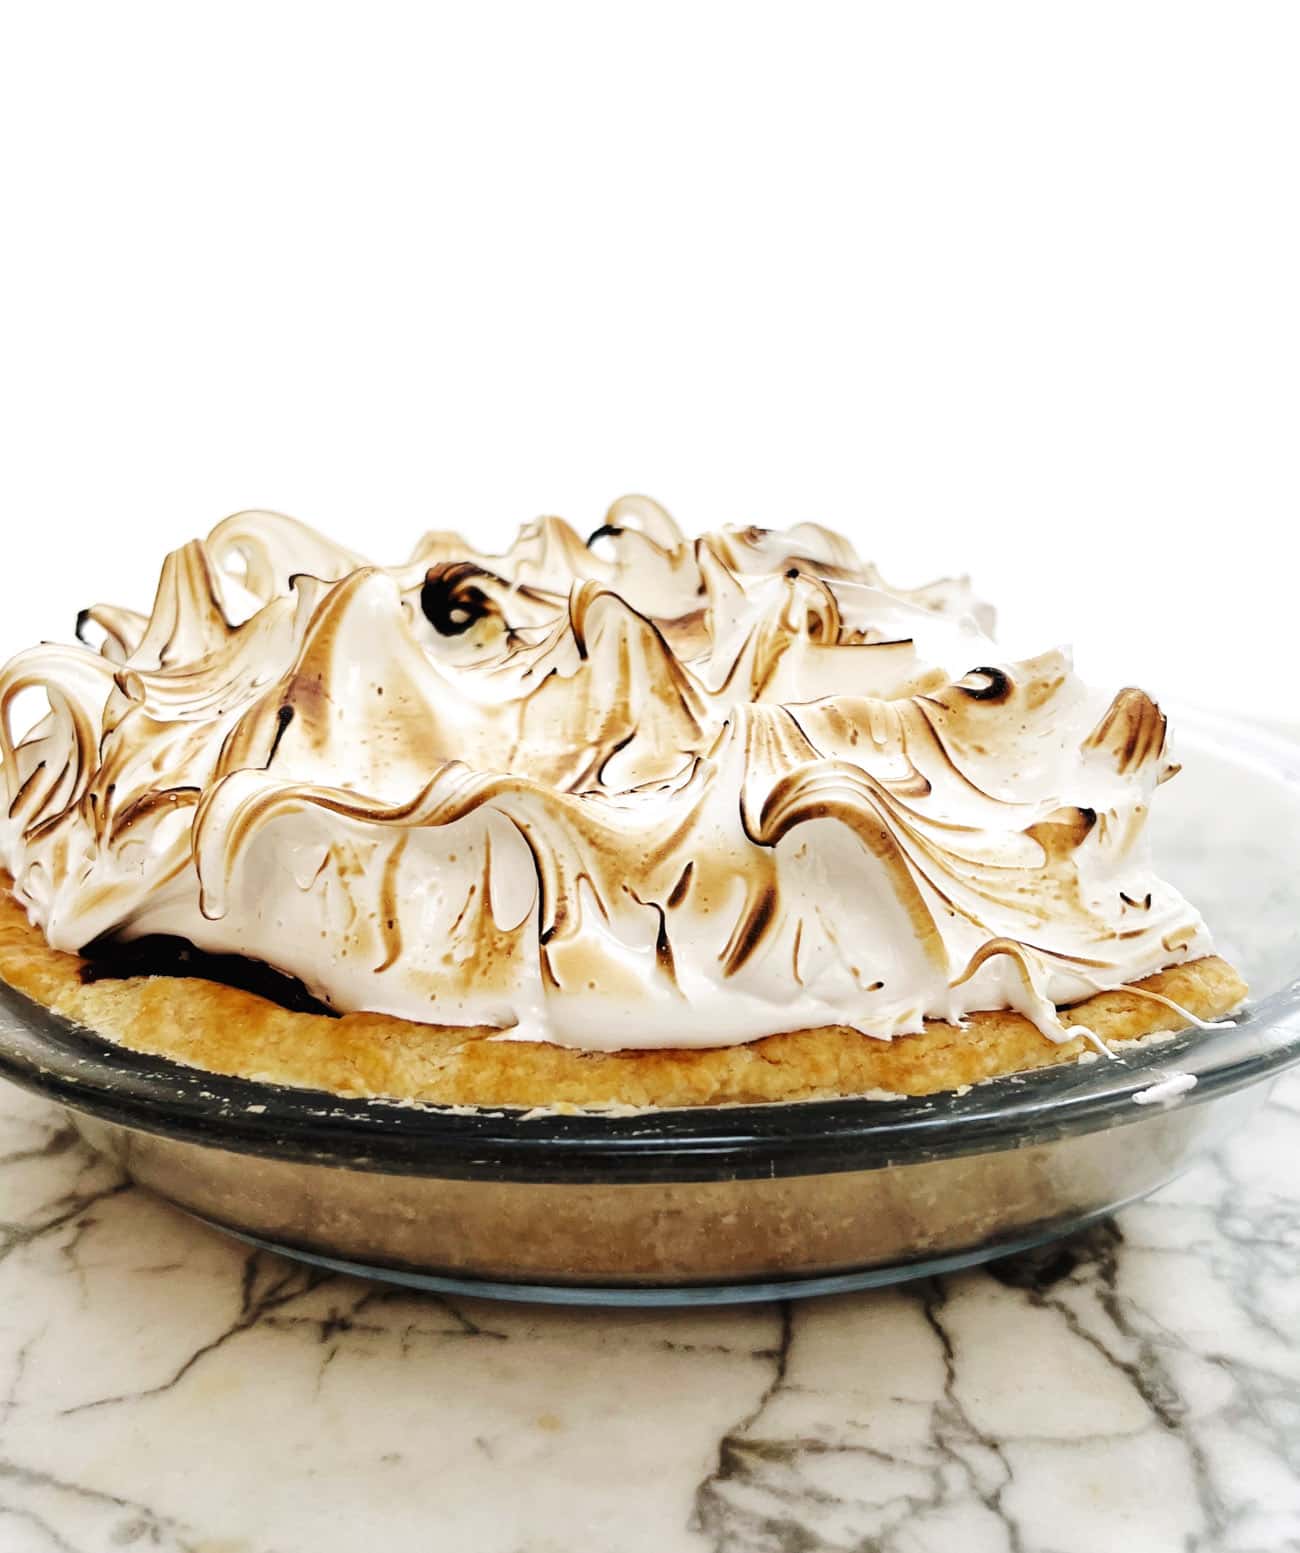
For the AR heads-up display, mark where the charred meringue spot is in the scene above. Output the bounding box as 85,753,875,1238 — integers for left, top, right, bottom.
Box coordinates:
955,666,1013,704
264,705,295,769
625,889,682,991
719,880,779,977
373,835,408,972
667,860,694,908
420,563,497,637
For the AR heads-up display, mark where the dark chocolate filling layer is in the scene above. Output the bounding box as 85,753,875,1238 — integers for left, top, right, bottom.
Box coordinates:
80,935,340,1019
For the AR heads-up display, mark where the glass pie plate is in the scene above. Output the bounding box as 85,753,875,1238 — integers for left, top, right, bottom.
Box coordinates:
1,708,1297,1307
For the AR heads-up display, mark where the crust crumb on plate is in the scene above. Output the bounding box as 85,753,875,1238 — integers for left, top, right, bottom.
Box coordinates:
0,885,1247,1109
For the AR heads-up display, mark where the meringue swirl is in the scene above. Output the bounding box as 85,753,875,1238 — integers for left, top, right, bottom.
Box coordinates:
0,498,1212,1050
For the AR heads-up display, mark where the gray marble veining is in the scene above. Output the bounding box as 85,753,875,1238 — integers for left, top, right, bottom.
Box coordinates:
0,1073,1297,1553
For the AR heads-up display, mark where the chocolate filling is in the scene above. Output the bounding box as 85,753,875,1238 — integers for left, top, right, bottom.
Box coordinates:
80,934,340,1018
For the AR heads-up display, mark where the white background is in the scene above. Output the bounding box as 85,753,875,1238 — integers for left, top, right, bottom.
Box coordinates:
1,3,1296,716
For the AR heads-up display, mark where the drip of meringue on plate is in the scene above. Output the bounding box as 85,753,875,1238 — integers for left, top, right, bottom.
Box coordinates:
0,497,1218,1053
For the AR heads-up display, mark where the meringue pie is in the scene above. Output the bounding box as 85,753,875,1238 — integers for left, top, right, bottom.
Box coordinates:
0,498,1246,1107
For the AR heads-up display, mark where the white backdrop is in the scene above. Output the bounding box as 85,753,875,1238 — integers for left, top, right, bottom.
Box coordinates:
1,3,1296,716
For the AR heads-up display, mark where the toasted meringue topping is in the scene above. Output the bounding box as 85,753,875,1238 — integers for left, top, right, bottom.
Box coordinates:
0,497,1212,1050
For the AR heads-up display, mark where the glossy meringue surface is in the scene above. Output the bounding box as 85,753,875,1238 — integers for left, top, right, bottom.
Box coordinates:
0,499,1212,1049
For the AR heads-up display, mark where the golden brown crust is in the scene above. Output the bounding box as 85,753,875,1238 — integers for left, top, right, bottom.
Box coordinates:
0,884,1247,1109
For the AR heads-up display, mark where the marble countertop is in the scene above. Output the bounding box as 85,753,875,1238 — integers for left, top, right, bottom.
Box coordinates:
1,1070,1297,1553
